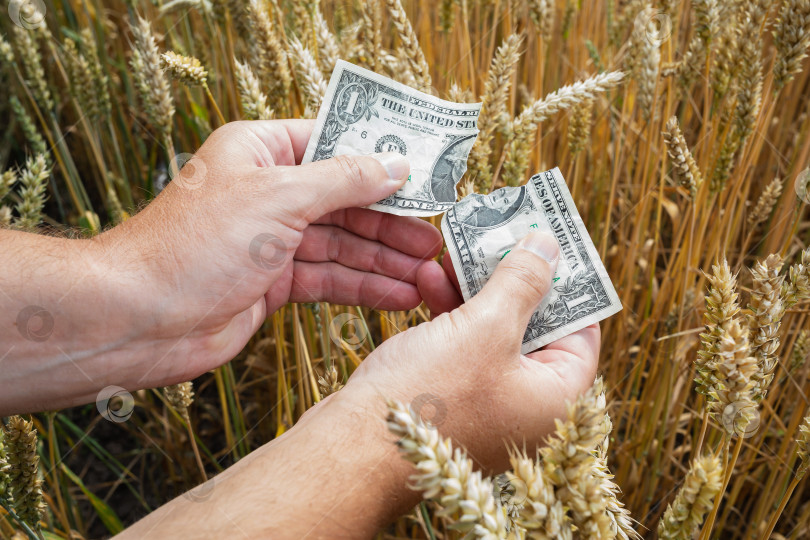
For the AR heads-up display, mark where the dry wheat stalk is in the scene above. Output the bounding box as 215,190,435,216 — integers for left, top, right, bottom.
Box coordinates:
356,0,383,71
448,82,474,103
663,116,702,198
383,0,432,90
130,17,175,147
234,58,273,120
657,455,722,539
732,0,768,140
748,255,786,403
747,178,783,229
14,154,50,231
79,29,111,118
313,9,339,74
782,247,810,308
0,33,14,66
317,364,343,396
439,0,456,32
468,33,523,191
629,4,660,119
9,96,48,160
245,0,291,112
160,51,208,86
385,399,508,538
696,260,740,397
797,414,810,479
677,37,707,89
502,71,624,186
64,38,101,119
692,0,720,45
508,452,572,539
709,319,758,436
773,0,810,91
540,378,615,538
528,0,555,41
595,414,639,540
0,170,14,229
12,25,52,111
568,99,594,155
2,416,45,528
164,382,195,417
288,38,327,114
0,428,9,501
790,329,810,374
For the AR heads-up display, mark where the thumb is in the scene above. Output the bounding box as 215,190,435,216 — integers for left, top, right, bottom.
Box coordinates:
273,153,410,221
469,231,560,328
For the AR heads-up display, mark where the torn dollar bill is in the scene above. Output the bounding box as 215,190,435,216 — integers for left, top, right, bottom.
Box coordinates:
441,168,622,353
302,60,482,216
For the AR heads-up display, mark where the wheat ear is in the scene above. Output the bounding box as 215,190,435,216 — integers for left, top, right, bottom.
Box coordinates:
467,33,523,192
385,399,508,538
663,116,702,198
2,416,45,528
383,0,432,90
657,455,723,539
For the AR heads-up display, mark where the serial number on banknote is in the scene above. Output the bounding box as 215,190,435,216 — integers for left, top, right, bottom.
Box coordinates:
302,60,482,217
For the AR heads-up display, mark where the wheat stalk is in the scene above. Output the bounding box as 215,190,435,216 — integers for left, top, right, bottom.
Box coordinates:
14,154,50,231
658,455,723,539
501,71,624,186
288,38,327,114
748,255,786,403
2,416,45,529
385,399,508,538
468,33,523,191
234,58,273,120
130,16,175,149
773,0,810,91
696,259,740,398
382,0,432,90
663,116,702,198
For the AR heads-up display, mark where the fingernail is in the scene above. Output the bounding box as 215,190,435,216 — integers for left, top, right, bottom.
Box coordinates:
517,231,559,263
372,152,410,181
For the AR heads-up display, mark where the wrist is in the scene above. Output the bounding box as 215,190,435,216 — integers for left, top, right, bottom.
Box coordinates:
276,387,420,537
0,229,157,413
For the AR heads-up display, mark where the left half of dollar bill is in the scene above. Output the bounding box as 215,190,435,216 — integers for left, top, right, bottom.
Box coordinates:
301,60,482,217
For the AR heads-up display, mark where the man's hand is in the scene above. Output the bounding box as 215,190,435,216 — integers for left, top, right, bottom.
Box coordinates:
0,120,441,413
118,231,600,539
105,120,441,387
345,230,600,471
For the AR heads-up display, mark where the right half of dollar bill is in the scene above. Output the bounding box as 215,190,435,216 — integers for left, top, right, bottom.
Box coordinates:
441,167,622,353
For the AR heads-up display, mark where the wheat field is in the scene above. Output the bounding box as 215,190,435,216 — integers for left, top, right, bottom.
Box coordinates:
1,0,810,538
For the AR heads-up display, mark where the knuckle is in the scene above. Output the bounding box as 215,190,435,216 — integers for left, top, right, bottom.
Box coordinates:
212,121,245,140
